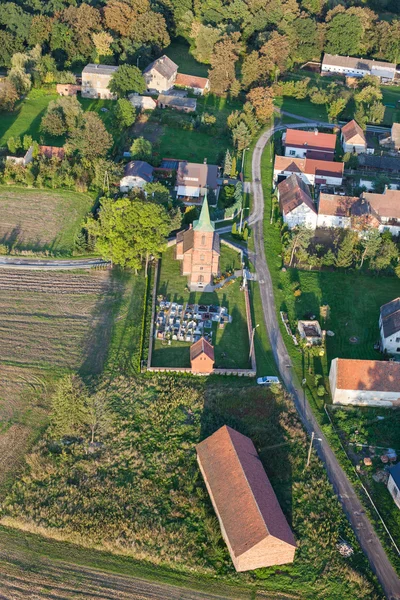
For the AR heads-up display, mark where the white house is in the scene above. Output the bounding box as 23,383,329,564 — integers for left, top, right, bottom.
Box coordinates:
277,174,317,229
321,54,396,82
329,358,400,407
274,156,344,187
387,463,400,509
341,120,368,154
128,94,156,111
81,64,118,99
283,128,336,161
317,193,358,228
143,55,178,93
380,298,400,356
120,161,154,192
362,188,400,236
6,145,34,167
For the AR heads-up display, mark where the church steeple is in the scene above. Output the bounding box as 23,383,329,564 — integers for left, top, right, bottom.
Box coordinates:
193,190,215,232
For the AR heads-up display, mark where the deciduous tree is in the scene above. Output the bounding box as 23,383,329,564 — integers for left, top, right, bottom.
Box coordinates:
246,86,274,123
109,64,146,97
130,137,152,161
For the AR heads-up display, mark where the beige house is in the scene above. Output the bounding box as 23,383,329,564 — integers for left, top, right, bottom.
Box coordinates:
392,123,400,151
341,120,368,154
81,64,118,99
277,173,317,229
143,55,178,93
128,94,156,111
196,425,296,572
329,358,400,407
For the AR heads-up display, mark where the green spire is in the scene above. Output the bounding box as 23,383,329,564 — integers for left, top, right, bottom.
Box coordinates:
193,190,214,232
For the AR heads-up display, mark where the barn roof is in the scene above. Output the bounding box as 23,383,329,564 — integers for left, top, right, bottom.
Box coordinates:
196,425,296,558
334,359,400,392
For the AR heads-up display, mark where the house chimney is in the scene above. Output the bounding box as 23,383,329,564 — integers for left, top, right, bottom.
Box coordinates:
314,128,318,135
384,184,388,194
203,158,207,164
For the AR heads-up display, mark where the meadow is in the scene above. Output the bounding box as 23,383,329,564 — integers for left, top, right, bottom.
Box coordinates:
2,377,382,599
0,186,94,255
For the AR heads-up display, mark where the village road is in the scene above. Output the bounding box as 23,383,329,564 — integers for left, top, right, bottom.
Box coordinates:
250,120,400,599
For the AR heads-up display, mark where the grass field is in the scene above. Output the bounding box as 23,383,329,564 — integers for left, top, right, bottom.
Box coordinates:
0,268,142,495
1,377,382,599
164,37,209,77
0,186,94,255
151,245,250,369
0,89,59,148
0,88,119,149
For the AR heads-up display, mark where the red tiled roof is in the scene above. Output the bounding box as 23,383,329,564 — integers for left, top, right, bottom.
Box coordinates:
363,190,400,219
39,145,65,159
335,359,400,392
278,173,316,215
274,156,344,178
190,337,214,361
318,193,358,217
175,73,209,89
196,426,296,557
341,120,366,144
285,129,336,151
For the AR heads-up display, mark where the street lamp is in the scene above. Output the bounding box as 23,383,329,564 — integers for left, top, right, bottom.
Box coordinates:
240,147,249,233
249,323,259,362
305,431,323,469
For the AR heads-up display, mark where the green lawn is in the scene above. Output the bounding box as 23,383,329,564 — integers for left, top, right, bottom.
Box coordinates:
274,96,329,121
0,89,59,147
152,245,250,369
0,186,94,255
381,86,400,125
157,125,230,164
164,37,209,77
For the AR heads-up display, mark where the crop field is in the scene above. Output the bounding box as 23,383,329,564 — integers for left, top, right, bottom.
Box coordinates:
0,268,135,492
0,186,94,255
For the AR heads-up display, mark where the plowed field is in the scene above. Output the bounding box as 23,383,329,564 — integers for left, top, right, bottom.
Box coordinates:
0,269,126,490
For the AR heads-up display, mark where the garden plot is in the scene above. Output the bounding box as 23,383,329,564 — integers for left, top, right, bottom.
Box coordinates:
155,300,231,345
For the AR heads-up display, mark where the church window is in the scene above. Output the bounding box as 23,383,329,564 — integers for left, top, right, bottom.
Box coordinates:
198,275,204,282
201,235,206,245
200,254,205,261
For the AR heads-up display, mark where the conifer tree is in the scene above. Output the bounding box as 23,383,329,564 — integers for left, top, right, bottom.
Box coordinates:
224,149,232,176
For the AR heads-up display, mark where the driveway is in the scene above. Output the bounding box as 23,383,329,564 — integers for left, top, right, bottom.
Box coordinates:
250,119,400,599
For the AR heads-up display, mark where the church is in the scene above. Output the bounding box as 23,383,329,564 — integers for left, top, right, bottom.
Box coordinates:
176,194,220,291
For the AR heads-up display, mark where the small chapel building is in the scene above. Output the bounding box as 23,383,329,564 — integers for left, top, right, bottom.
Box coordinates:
175,194,220,291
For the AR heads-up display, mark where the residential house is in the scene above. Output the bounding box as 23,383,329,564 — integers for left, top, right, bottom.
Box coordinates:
358,154,400,173
283,128,336,161
175,73,210,95
387,463,400,509
190,338,215,373
321,54,396,82
317,193,358,228
277,174,317,229
39,145,65,160
273,156,344,187
362,188,400,235
143,55,178,93
196,425,296,572
157,94,197,113
175,194,220,290
392,123,400,151
329,358,400,407
119,161,154,192
341,120,368,154
350,196,382,231
297,320,323,345
175,161,219,204
128,94,157,111
380,298,400,356
81,64,118,99
56,83,81,96
6,145,34,166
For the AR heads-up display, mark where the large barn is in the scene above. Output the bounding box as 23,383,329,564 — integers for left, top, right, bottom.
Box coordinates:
196,425,296,572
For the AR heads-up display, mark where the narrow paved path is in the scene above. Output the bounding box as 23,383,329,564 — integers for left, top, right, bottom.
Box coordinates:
0,257,109,269
250,121,400,600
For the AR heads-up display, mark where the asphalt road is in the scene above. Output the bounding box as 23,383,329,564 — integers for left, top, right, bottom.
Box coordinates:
0,257,109,269
250,120,400,599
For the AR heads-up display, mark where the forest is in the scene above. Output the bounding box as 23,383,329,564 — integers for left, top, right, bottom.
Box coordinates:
1,0,400,97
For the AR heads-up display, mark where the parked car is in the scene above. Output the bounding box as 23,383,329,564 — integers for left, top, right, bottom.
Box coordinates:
257,376,280,386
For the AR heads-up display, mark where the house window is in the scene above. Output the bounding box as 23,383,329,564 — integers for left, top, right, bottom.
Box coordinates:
289,150,296,156
201,235,206,245
396,338,400,343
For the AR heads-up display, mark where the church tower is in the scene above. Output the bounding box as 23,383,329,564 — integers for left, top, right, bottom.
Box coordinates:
175,192,220,290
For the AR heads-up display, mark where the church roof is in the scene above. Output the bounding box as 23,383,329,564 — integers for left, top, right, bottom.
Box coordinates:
193,193,215,232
